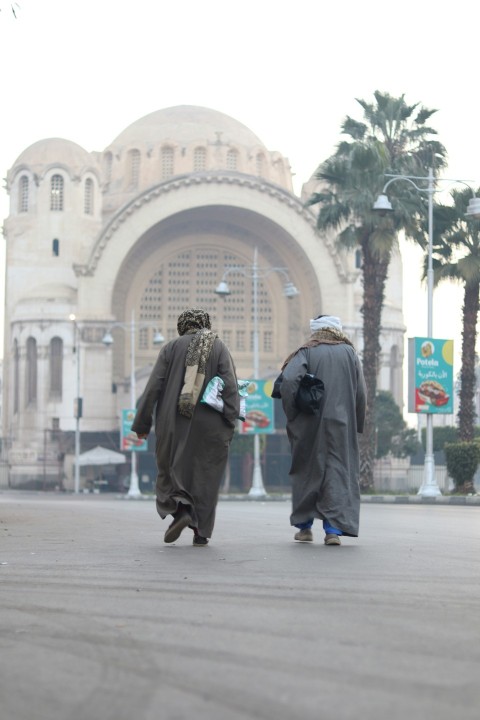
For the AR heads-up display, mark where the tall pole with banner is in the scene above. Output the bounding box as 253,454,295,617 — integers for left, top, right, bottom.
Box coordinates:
373,170,480,496
215,247,299,498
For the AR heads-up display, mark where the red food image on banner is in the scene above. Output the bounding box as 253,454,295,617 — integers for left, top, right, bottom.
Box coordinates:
244,410,271,428
416,381,449,407
122,433,146,449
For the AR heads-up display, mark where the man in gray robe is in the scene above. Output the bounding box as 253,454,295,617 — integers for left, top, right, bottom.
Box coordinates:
281,315,367,545
132,308,239,546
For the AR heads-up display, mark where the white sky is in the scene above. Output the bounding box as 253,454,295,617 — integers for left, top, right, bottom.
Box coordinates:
1,0,478,421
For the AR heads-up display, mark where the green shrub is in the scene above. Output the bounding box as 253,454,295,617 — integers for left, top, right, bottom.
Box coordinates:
444,441,480,491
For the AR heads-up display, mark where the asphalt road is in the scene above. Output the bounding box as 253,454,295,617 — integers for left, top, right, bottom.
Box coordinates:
1,492,479,720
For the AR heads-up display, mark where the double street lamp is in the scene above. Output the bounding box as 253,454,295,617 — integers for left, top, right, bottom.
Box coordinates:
373,169,480,496
215,247,299,498
102,310,164,497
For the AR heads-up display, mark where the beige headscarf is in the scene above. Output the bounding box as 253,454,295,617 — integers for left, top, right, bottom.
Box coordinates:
177,309,217,418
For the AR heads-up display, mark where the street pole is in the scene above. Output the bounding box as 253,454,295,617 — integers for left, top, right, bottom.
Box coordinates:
248,247,267,498
374,169,444,496
73,319,81,494
215,247,299,498
127,308,142,498
417,168,441,496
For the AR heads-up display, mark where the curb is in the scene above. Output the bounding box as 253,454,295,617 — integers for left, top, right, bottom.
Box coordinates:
218,493,480,506
2,490,479,505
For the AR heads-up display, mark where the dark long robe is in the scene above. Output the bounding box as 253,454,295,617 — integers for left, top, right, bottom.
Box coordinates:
132,335,239,538
281,343,367,536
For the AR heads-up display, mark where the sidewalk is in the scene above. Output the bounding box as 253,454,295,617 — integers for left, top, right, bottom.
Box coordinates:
218,492,480,505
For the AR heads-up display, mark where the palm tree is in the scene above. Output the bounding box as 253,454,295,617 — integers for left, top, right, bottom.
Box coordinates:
307,91,447,490
430,187,480,445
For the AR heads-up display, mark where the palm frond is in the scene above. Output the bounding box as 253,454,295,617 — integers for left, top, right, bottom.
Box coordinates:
415,108,438,125
341,117,367,140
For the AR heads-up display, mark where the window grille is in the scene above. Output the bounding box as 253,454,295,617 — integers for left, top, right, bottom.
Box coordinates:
128,149,141,188
236,330,245,351
138,327,149,350
19,175,29,213
161,146,174,179
137,248,274,359
263,331,273,352
193,147,206,172
226,149,238,171
50,175,64,211
256,153,265,176
84,178,94,214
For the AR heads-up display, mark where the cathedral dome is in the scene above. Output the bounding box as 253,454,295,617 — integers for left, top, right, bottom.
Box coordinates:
100,105,293,201
12,138,97,175
107,105,266,152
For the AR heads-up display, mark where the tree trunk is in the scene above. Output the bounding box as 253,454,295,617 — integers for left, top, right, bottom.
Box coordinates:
359,241,390,491
458,282,480,441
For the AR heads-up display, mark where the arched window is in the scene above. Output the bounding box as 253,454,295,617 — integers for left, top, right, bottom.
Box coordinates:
104,151,113,184
84,178,94,215
161,146,174,179
193,147,206,172
50,174,64,211
18,175,29,213
49,337,63,399
128,149,141,189
13,340,19,414
52,239,59,256
256,153,265,176
25,337,37,405
226,149,238,171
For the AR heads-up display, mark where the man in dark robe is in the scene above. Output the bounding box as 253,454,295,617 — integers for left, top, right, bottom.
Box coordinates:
132,308,239,546
281,315,367,545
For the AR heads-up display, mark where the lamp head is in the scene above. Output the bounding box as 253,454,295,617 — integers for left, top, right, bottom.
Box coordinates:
102,331,114,346
283,281,300,298
372,194,394,215
466,197,480,219
215,280,231,296
153,331,165,345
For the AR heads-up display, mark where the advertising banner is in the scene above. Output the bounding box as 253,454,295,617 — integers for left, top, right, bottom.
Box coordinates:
121,409,148,451
408,337,454,414
239,379,275,434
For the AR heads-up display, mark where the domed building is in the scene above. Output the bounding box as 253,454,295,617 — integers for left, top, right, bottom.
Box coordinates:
2,105,405,489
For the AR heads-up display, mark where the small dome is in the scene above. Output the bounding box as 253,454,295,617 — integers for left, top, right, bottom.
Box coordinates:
107,105,266,152
24,282,76,302
12,138,97,173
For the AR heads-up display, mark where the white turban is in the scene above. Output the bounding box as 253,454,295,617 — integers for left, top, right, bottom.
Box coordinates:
310,315,342,333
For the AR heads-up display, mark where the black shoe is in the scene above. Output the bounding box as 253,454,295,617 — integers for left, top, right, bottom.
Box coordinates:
164,509,192,543
193,535,209,547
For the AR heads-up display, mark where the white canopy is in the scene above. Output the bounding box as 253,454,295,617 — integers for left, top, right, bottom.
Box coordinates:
76,445,127,466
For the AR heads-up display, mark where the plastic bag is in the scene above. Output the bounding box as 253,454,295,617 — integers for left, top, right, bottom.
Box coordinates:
201,376,251,421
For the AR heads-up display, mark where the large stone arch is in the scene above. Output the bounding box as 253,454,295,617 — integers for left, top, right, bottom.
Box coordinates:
76,174,352,304
75,173,356,380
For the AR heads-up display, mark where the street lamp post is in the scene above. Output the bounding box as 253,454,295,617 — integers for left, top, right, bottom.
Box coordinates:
102,310,164,498
373,169,480,497
215,247,299,498
69,315,81,494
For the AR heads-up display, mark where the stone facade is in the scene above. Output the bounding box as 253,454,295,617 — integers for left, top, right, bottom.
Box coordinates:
2,105,405,488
